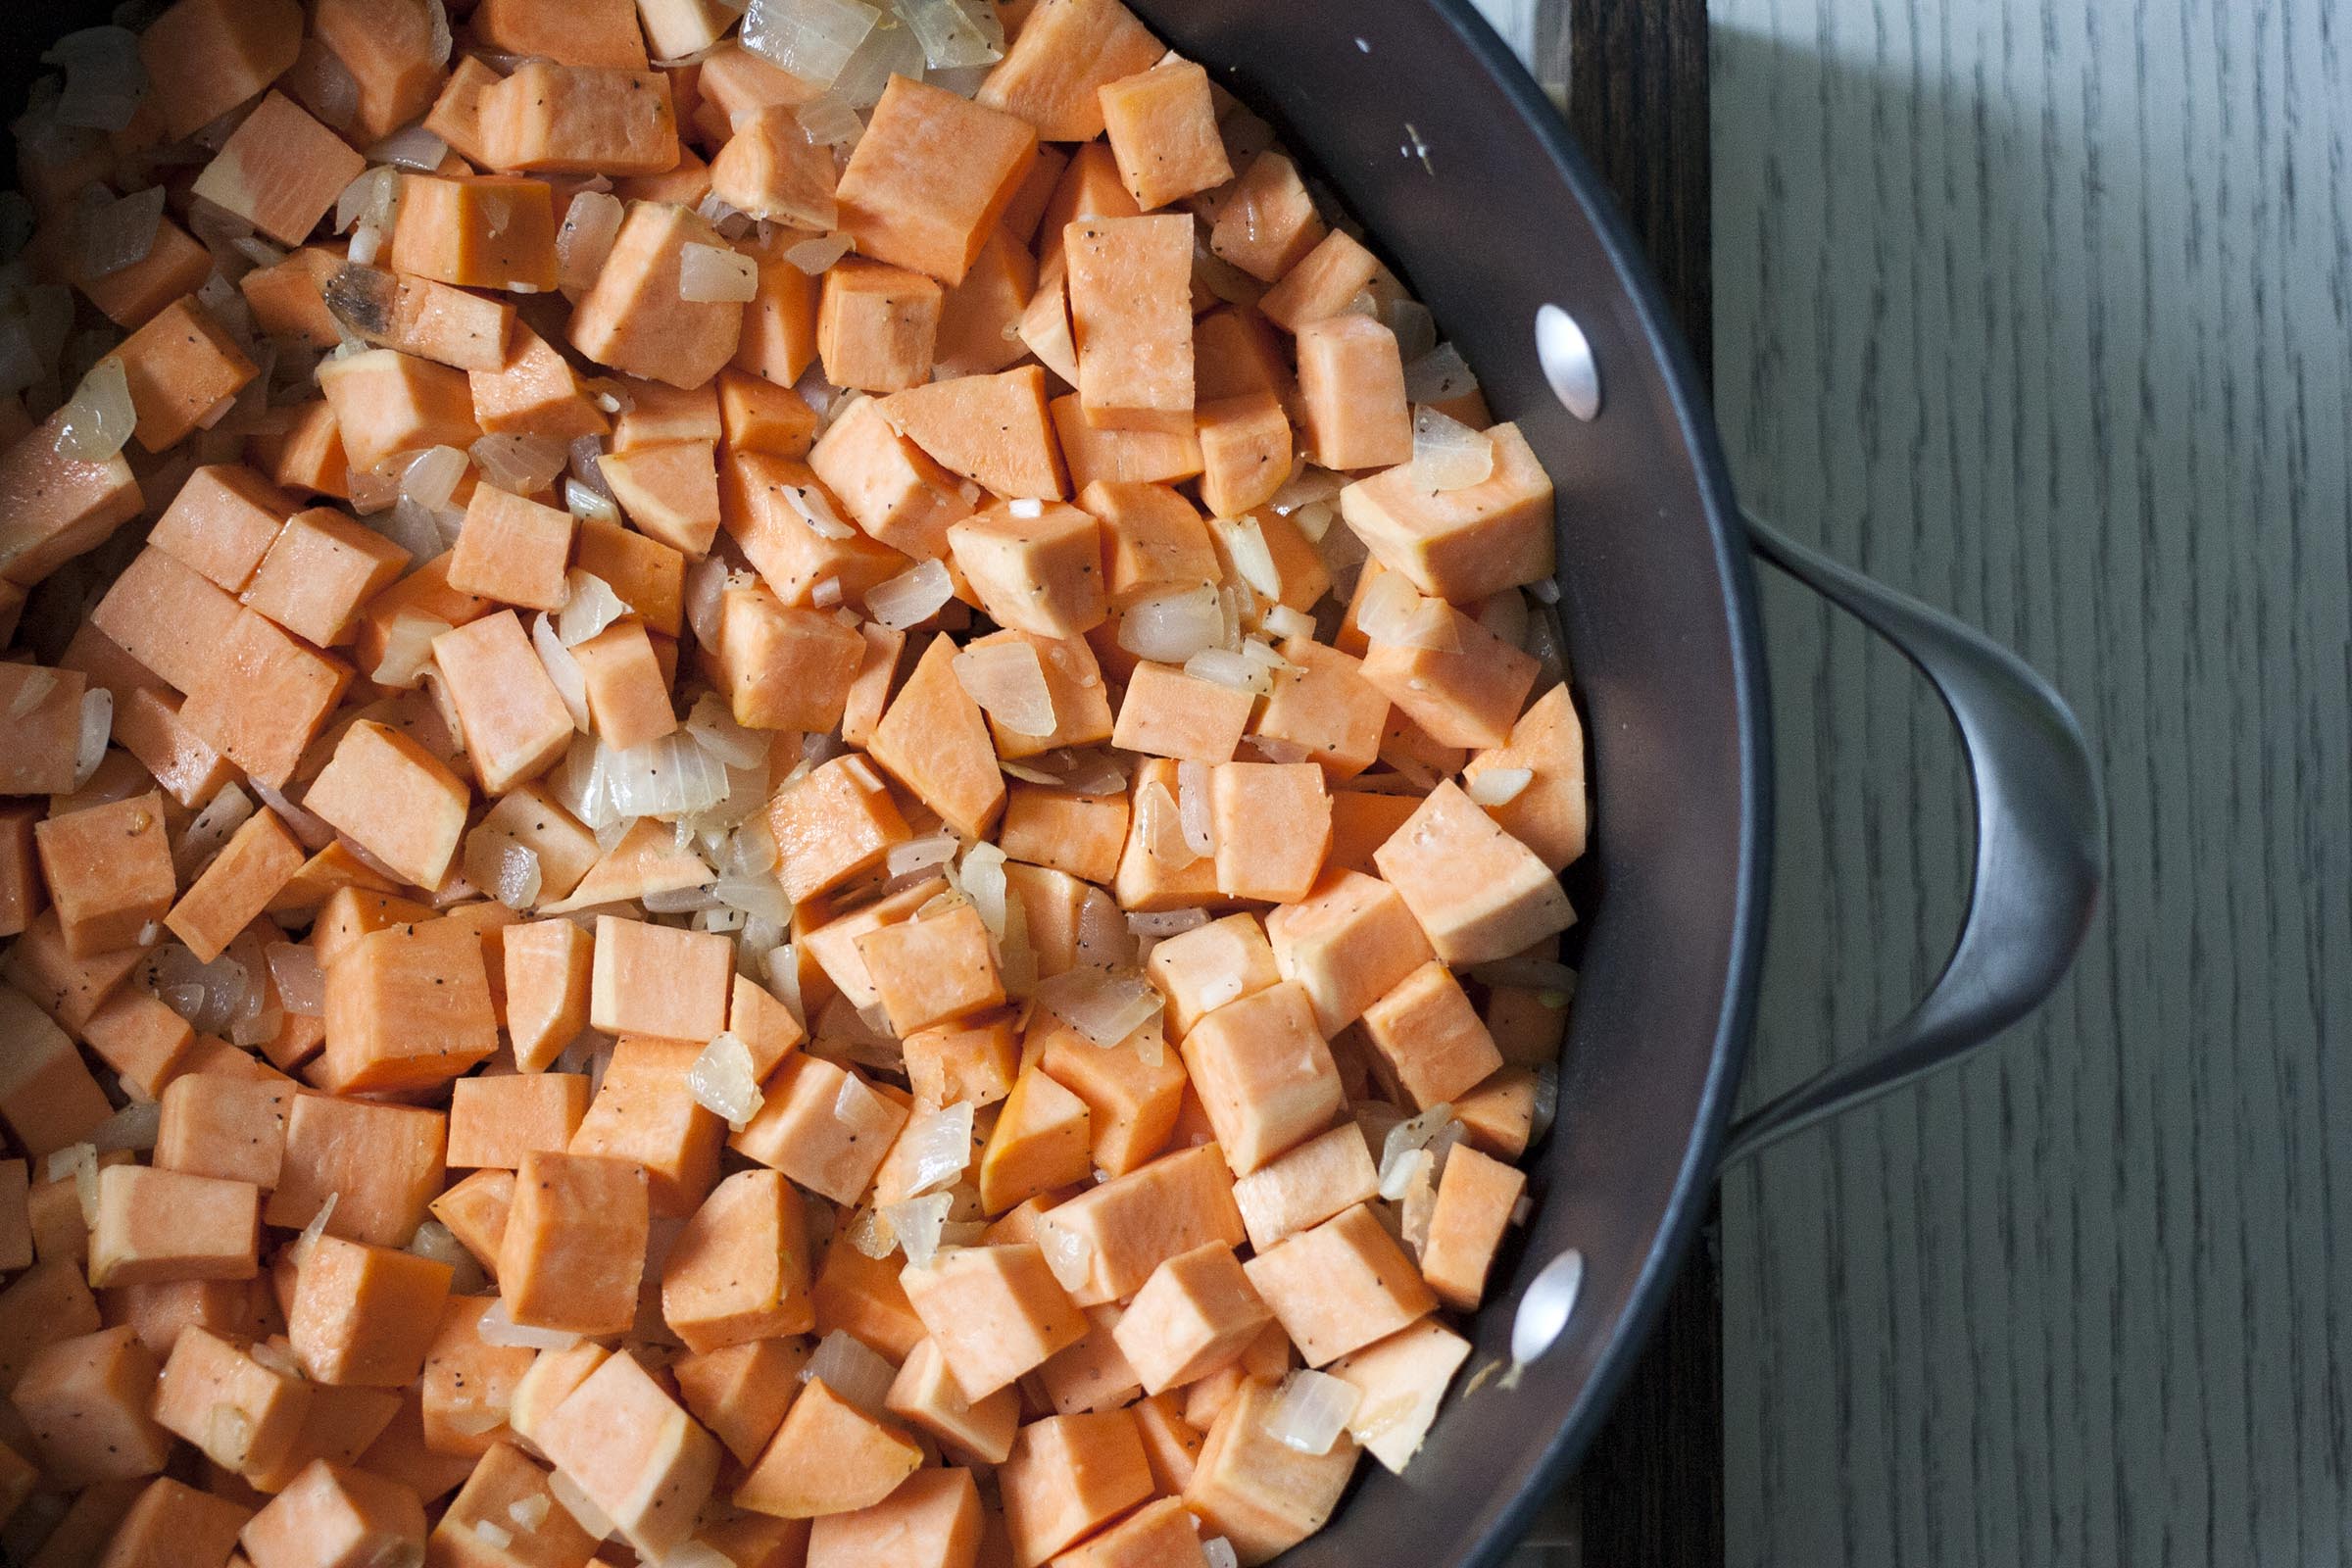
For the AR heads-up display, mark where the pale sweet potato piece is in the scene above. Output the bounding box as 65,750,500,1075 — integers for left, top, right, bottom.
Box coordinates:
446,1072,589,1169
285,1235,450,1388
662,1169,811,1353
1227,1122,1379,1253
601,438,722,557
1099,58,1231,212
675,1338,808,1466
885,1334,1019,1466
816,259,943,394
858,900,1004,1036
240,246,345,349
1322,1315,1469,1474
569,617,676,749
110,295,257,453
266,1094,447,1248
239,1459,426,1568
935,228,1039,379
901,1009,1020,1113
392,174,559,292
837,76,1039,286
807,1463,981,1568
575,516,684,633
1257,230,1382,332
1251,638,1388,782
1033,1144,1244,1308
179,611,354,789
1183,1376,1358,1564
0,1001,109,1159
427,1441,601,1565
497,1150,647,1336
881,365,1064,502
735,232,822,387
0,409,142,587
978,1059,1092,1215
866,635,1006,841
1418,1143,1526,1311
470,323,609,437
154,1073,292,1191
88,1165,258,1288
535,1348,719,1559
1178,982,1343,1177
711,104,839,230
34,791,174,959
1144,913,1279,1039
588,915,732,1041
1263,869,1432,1037
480,63,679,176
737,1378,922,1519
0,664,84,796
1359,959,1505,1110
1208,761,1330,904
472,0,649,68
318,918,499,1094
165,810,303,964
718,366,819,459
1242,1201,1434,1370
1359,600,1538,750
317,348,479,471
1110,662,1251,763
1338,420,1556,602
1035,1016,1185,1178
731,1054,907,1206
1208,152,1326,283
569,201,743,389
304,720,468,890
244,507,408,647
96,1478,254,1568
568,1036,725,1215
431,610,576,796
1293,314,1410,471
997,1408,1152,1568
1194,391,1292,519
807,394,973,560
140,0,305,139
1461,682,1588,871
1372,780,1576,965
9,1325,172,1485
1065,214,1193,431
809,1230,927,1360
721,450,910,605
446,483,574,612
148,465,293,594
313,0,449,142
192,92,366,248
978,0,1165,142
948,503,1106,637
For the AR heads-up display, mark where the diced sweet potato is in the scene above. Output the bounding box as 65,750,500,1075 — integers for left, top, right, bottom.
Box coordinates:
240,247,345,349
110,295,257,453
1065,215,1193,431
0,664,82,797
470,323,608,438
731,1054,907,1206
901,1243,1086,1402
76,988,191,1102
672,1338,807,1469
1207,152,1326,283
1208,761,1329,904
881,365,1064,502
857,900,1004,1037
178,610,354,789
535,1348,719,1559
497,1150,648,1336
997,1408,1152,1567
239,1459,425,1568
1292,314,1409,471
662,1169,811,1354
0,409,143,588
734,232,822,389
89,1165,259,1287
446,1073,590,1169
1338,420,1556,602
1358,960,1504,1109
935,228,1039,379
1257,230,1382,332
1372,780,1575,965
34,791,175,960
304,721,468,891
428,1441,601,1566
265,1094,448,1249
1359,602,1538,750
600,438,722,557
1461,682,1588,871
711,104,840,230
588,914,731,1042
392,175,558,292
1262,869,1431,1037
192,93,366,248
446,484,573,612
480,63,678,175
1177,980,1342,1176
1227,1122,1379,1253
808,1463,982,1568
1033,1019,1184,1179
96,1477,255,1568
866,635,1006,841
721,451,910,606
979,1060,1093,1215
978,0,1165,142
569,200,743,389
1098,58,1231,213
155,1074,292,1190
147,465,292,594
430,611,575,796
568,1036,724,1215
1251,638,1387,782
9,1325,173,1485
1110,662,1251,763
472,0,649,67
1143,913,1278,1040
816,259,944,395
838,76,1039,286
1319,1315,1468,1475
140,0,305,140
737,1377,922,1520
1033,1144,1244,1308
885,1334,1018,1466
1183,1376,1358,1564
317,348,479,473
244,507,408,648
808,395,974,560
313,0,449,142
286,1236,450,1386
1418,1143,1526,1311
1241,1201,1433,1371
948,504,1107,638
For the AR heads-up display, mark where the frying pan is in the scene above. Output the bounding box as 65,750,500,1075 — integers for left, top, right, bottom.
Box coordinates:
0,1,2101,1562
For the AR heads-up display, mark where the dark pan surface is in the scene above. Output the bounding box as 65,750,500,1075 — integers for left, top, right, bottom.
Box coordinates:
1125,2,1769,1561
0,2,1771,1561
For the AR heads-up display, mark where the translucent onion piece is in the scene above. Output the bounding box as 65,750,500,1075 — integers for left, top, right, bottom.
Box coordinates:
682,554,741,647
1464,765,1534,807
52,1143,98,1226
953,640,1056,736
832,1069,901,1150
1035,1216,1093,1293
865,557,954,629
476,1298,582,1350
1407,405,1495,491
172,782,254,879
490,841,542,910
470,1521,514,1551
801,1328,897,1414
688,1031,765,1131
1215,514,1283,600
371,610,452,688
679,241,759,303
1036,968,1162,1048
740,0,880,88
828,11,926,108
1527,573,1563,606
1402,341,1479,404
1261,603,1316,642
336,167,403,236
6,667,56,719
894,1101,973,1198
144,945,248,1035
266,941,325,1018
564,476,620,523
782,482,855,539
507,1494,550,1532
783,230,855,273
1268,462,1346,516
683,692,766,769
400,444,468,510
899,0,1003,68
532,612,592,731
69,687,109,788
1183,646,1272,695
1399,1155,1440,1255
53,356,135,462
942,840,1004,942
407,1218,488,1296
44,27,145,133
884,832,958,880
1378,1103,1456,1199
1127,906,1208,938
1117,582,1223,662
88,1098,161,1153
249,777,335,851
368,122,447,171
1531,1061,1561,1144
546,1469,614,1542
845,1203,896,1259
472,432,569,495
659,1544,735,1568
1378,1143,1433,1204
1262,1369,1364,1456
764,943,807,1026
293,1191,339,1265
1202,1538,1241,1568
557,570,631,646
1176,760,1215,856
1355,570,1461,653
796,91,864,147
883,1191,956,1266
1384,295,1438,362
426,0,454,64
605,731,732,819
1134,778,1197,869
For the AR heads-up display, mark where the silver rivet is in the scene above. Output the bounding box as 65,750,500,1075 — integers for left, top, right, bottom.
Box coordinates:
1511,1247,1585,1365
1536,304,1601,420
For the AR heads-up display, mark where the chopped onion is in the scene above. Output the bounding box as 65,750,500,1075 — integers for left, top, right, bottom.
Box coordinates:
712,870,790,923
142,944,248,1035
88,1099,161,1153
1214,514,1283,600
69,687,109,788
605,731,732,819
953,640,1056,736
899,0,1004,68
1036,968,1163,1048
1378,1103,1457,1200
1402,341,1480,404
1183,645,1273,695
490,842,542,910
507,1494,550,1532
659,1544,735,1568
684,693,766,768
249,777,334,851
1128,906,1208,938
680,242,759,303
407,1218,487,1296
865,557,954,630
564,476,620,523
688,1031,765,1131
400,444,468,510
368,123,447,171
1527,574,1563,606
828,10,926,108
1407,405,1494,491
683,555,743,647
1400,1155,1439,1254
846,1203,896,1259
883,1191,956,1266
1175,760,1215,856
556,190,625,289
1464,765,1534,807
293,1191,339,1264
1262,1369,1363,1455
470,1520,514,1551
1035,1216,1093,1292
6,668,57,719
557,570,631,646
335,167,403,237
832,1067,901,1145
266,942,324,1017
532,612,592,731
53,356,134,463
472,432,569,495
371,610,451,688
1355,570,1461,653
1379,1144,1433,1205
885,832,958,879
1134,778,1197,868
1117,583,1224,662
782,482,855,539
477,1298,582,1350
173,783,251,888
784,230,855,273
51,1143,99,1227
1261,603,1315,642
1202,1538,1241,1568
741,0,881,87
955,840,1007,941
45,27,145,133
796,92,864,148
546,1469,614,1542
801,1328,896,1414
894,1101,973,1198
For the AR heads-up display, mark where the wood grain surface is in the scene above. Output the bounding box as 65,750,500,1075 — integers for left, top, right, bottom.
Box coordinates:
1707,0,2351,1563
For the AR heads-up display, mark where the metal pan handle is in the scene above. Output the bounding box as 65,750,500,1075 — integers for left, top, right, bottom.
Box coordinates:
1715,513,2104,1167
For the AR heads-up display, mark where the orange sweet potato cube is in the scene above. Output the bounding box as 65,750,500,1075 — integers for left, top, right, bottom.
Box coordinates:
239,1459,425,1568
1253,638,1388,782
1109,1241,1269,1397
1257,229,1383,332
662,1168,812,1353
86,544,236,699
317,348,481,473
497,1150,648,1336
324,260,521,368
978,1059,1092,1215
735,230,822,388
0,806,34,940
0,989,115,1157
1242,1201,1433,1370
148,464,294,594
1099,58,1231,211
737,1376,921,1521
109,295,258,453
1294,314,1410,471
112,688,236,810
867,635,1006,841
192,91,366,247
1183,1376,1358,1563
601,439,722,558
390,174,559,292
165,812,299,964
883,1334,1018,1466
1208,761,1330,904
446,485,574,612
89,1165,259,1288
589,915,732,1041
499,919,594,1072
675,1338,808,1466
240,244,345,349
1032,1144,1244,1308
470,322,610,439
429,610,575,797
1372,780,1576,965
718,366,819,459
1178,982,1343,1176
766,754,912,904
1228,1122,1379,1252
1144,912,1280,1040
710,103,839,229
998,1408,1152,1567
816,259,944,394
141,0,305,139
902,1009,1021,1111
807,394,973,560
569,201,743,389
313,0,448,140
264,1094,447,1249
0,664,82,797
1035,1019,1185,1179
286,1235,451,1386
880,364,1064,503
446,1072,590,1168
998,784,1128,886
427,1168,513,1280
977,0,1164,142
1263,869,1433,1036
0,408,142,589
810,1230,927,1361
568,1036,725,1215
1418,1142,1526,1312
1111,662,1252,763
1322,1316,1471,1476
155,1073,293,1190
837,75,1039,286
856,900,1004,1037
75,991,194,1107
471,0,649,67
9,1323,173,1485
1065,214,1194,431
731,1054,908,1206
1359,959,1505,1109
101,1476,257,1568
947,503,1107,637
1195,391,1293,519
33,789,174,960
722,450,909,606
252,396,352,499
0,1256,101,1396
807,1464,981,1568
1461,682,1588,872
935,228,1039,379
1359,602,1539,751
712,585,860,733
239,508,406,649
303,721,468,891
479,62,679,175
1338,420,1556,603
178,610,353,789
318,917,499,1094
570,617,677,750
901,1243,1085,1403
428,1441,600,1566
1207,151,1327,282
574,516,683,635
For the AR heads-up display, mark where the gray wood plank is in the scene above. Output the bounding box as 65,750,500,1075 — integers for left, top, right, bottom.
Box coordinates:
1711,0,2352,1563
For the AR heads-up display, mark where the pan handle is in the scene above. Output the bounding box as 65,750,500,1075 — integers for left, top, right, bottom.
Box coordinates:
1714,513,2104,1167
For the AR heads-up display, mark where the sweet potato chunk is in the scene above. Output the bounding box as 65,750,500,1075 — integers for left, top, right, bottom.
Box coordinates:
110,295,257,453
1183,1376,1358,1564
1065,214,1193,432
569,201,744,389
34,791,174,960
901,1243,1086,1401
480,63,679,175
997,1409,1152,1567
978,0,1165,142
866,634,1006,841
141,0,305,139
837,75,1040,286
881,365,1064,502
1372,780,1576,965
191,92,366,248
535,1348,719,1559
808,1464,982,1568
498,1150,649,1336
816,259,944,395
1338,420,1557,602
738,1378,922,1520
391,174,559,293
